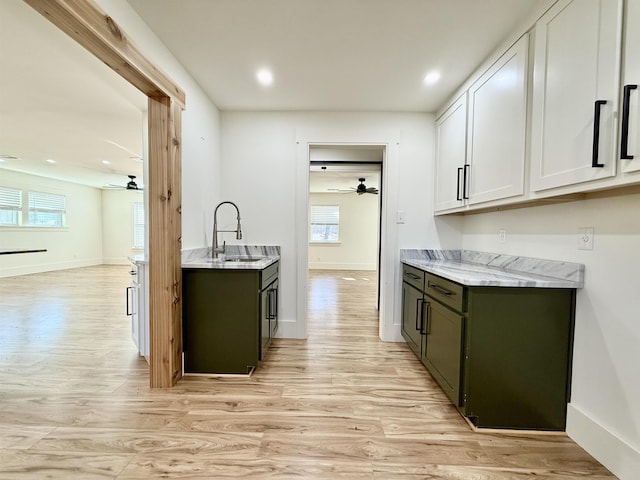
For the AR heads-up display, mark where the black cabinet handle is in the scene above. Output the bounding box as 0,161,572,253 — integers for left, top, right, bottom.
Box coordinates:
415,298,423,332
429,283,454,297
463,164,470,199
405,272,420,281
621,84,637,160
456,167,463,201
592,100,607,167
126,286,132,316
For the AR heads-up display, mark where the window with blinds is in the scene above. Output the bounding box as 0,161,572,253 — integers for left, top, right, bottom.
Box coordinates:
133,202,145,249
0,186,22,226
310,205,340,242
28,191,66,227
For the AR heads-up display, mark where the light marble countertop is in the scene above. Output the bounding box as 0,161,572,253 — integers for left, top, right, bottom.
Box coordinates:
181,245,280,270
401,249,584,288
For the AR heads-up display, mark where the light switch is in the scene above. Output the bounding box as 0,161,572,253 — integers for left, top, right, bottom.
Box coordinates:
396,211,406,224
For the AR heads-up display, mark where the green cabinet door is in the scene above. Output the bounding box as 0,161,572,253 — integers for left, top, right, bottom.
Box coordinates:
422,299,464,406
401,282,424,357
182,269,260,374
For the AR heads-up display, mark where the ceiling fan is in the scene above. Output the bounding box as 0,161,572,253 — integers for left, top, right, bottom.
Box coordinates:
331,177,379,195
103,175,144,191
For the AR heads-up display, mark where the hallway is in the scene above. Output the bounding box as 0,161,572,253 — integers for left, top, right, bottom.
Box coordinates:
0,266,613,478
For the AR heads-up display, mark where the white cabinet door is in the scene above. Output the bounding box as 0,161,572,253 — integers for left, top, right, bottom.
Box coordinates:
530,0,622,192
620,0,640,173
467,35,528,205
137,262,149,360
434,93,467,212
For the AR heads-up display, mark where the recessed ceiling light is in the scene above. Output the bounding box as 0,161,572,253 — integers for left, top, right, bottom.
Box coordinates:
423,70,441,86
256,68,274,87
46,159,57,164
102,160,111,165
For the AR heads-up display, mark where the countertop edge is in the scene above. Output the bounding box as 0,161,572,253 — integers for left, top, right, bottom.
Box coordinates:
402,258,583,289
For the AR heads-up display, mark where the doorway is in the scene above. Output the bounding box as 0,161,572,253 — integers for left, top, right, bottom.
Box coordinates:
307,146,383,337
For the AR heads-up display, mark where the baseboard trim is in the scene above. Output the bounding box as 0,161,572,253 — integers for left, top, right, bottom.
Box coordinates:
0,259,102,278
273,319,306,339
567,403,640,480
308,263,376,270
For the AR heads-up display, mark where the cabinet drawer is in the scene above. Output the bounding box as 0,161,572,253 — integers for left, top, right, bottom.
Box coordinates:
402,263,425,291
425,273,465,312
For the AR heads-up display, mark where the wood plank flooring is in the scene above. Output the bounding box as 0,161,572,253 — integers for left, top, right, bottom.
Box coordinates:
0,266,616,479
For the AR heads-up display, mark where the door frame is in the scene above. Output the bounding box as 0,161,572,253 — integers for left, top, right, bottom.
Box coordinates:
24,0,184,387
308,159,383,307
295,129,403,342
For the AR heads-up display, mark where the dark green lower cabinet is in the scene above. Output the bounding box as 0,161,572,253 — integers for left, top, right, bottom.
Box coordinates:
400,262,576,431
462,287,575,430
422,300,463,407
182,262,278,374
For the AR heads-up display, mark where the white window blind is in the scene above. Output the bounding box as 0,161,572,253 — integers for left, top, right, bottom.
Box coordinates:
310,205,340,242
0,186,22,226
28,191,66,227
133,202,145,249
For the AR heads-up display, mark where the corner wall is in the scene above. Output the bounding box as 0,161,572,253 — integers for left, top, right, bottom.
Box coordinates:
459,191,640,480
101,188,144,264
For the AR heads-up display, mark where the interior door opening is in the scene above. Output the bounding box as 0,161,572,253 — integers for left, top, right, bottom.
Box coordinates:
307,145,383,337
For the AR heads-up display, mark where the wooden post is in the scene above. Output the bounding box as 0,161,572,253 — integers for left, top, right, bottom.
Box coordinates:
148,97,183,388
23,0,185,387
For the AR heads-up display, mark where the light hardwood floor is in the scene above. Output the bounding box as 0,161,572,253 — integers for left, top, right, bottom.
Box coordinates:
0,266,616,479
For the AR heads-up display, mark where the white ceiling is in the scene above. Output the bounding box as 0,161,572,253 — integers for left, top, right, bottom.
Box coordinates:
128,0,543,112
0,0,146,189
1,0,543,188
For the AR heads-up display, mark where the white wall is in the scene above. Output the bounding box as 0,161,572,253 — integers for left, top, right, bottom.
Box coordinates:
459,191,640,480
101,188,144,264
309,192,378,270
220,111,462,340
0,170,102,277
95,0,222,250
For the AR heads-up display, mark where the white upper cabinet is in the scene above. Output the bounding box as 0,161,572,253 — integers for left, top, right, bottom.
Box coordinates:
434,93,467,212
530,0,623,192
620,0,640,173
466,35,528,205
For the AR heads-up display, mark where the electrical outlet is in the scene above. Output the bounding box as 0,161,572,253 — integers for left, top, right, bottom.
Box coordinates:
498,229,507,244
578,227,594,250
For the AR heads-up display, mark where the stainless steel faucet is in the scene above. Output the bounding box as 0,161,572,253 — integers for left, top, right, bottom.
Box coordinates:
212,201,242,258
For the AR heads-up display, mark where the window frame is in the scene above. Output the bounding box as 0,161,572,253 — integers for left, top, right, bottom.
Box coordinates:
309,204,341,244
0,186,23,226
27,190,67,227
133,201,145,249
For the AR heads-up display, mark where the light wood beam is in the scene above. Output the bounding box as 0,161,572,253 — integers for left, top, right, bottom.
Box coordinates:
148,96,182,388
22,0,185,107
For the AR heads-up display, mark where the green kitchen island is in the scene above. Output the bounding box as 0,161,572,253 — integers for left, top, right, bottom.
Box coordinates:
181,246,280,374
